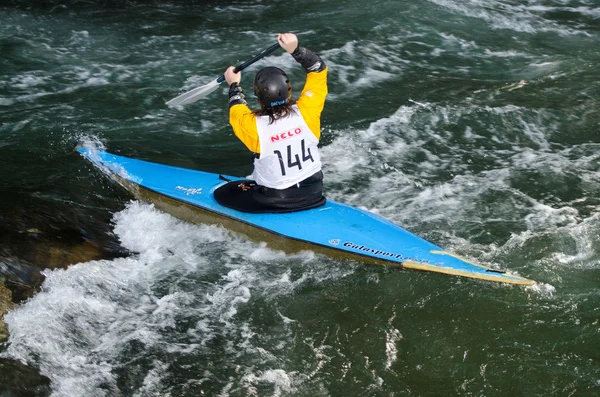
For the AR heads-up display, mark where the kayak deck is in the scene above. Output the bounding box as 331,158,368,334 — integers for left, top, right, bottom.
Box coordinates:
77,147,535,286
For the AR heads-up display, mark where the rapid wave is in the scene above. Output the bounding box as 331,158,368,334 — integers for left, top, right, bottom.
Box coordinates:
3,202,355,396
427,0,596,36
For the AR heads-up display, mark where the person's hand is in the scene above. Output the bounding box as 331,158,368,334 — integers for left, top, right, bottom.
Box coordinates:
277,33,298,54
224,66,241,85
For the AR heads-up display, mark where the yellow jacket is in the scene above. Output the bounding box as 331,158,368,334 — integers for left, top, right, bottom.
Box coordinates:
229,67,328,154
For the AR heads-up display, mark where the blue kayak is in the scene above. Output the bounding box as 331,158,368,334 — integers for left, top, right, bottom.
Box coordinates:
77,147,534,285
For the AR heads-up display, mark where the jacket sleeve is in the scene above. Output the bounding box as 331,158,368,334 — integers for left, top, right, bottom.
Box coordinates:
228,82,260,153
296,67,328,140
229,105,260,153
291,46,327,73
292,45,328,139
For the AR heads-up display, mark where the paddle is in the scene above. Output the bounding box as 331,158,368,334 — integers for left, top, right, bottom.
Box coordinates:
166,42,282,107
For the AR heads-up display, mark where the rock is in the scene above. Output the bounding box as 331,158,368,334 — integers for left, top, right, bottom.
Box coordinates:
0,257,44,302
0,358,51,397
0,283,15,342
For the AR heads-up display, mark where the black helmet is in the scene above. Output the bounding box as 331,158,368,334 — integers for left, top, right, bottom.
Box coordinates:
253,67,292,108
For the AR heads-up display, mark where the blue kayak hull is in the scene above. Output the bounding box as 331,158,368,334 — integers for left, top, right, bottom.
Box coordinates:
77,148,534,285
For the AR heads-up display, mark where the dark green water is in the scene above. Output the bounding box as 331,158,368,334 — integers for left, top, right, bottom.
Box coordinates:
1,0,600,396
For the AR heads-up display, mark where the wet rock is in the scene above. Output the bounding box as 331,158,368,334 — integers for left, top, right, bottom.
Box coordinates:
0,284,14,342
0,257,45,301
0,258,36,342
0,189,126,276
0,358,52,397
0,192,127,343
2,228,107,271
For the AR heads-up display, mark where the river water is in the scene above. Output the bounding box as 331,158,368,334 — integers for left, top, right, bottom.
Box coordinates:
1,0,599,396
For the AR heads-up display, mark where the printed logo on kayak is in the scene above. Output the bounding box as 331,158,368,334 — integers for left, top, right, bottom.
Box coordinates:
175,186,203,195
343,242,404,259
328,239,341,246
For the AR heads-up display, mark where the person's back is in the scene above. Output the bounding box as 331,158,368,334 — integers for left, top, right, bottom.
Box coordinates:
214,33,328,213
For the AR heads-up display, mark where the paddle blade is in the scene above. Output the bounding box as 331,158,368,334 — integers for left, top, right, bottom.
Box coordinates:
166,78,222,107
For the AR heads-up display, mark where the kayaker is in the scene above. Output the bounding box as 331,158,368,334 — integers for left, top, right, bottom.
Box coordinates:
213,32,328,213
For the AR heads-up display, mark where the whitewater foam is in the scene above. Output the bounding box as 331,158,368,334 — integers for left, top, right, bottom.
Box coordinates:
3,201,354,396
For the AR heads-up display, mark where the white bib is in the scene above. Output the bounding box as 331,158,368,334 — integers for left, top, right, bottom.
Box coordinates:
251,105,322,189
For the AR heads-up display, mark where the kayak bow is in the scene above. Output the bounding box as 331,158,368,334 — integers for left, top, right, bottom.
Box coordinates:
77,147,535,286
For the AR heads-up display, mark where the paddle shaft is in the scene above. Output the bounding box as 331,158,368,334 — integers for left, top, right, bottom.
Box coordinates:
216,42,281,84
166,42,282,106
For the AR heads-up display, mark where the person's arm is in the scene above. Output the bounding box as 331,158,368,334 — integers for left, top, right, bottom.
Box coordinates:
295,64,328,140
290,45,327,74
280,35,327,139
224,67,260,153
